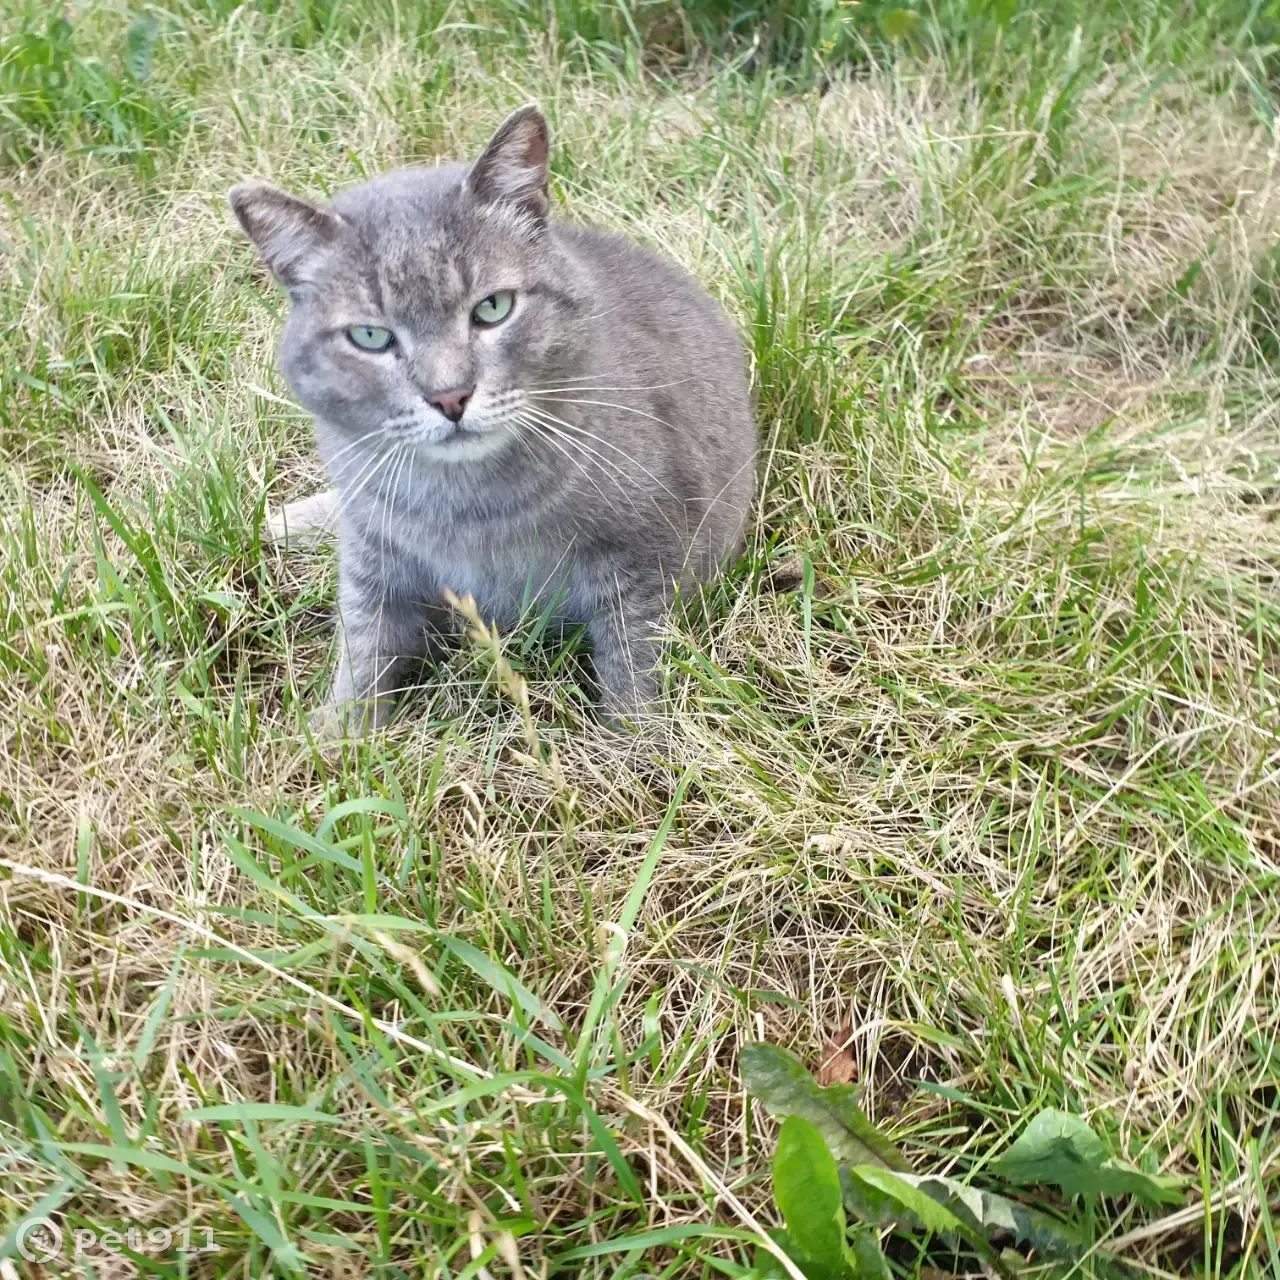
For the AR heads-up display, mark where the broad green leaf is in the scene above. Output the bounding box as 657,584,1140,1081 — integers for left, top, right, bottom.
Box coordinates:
845,1166,969,1238
774,1116,853,1280
839,1165,904,1230
894,1172,1083,1259
842,1167,1006,1267
751,1229,805,1280
990,1109,1186,1206
741,1044,908,1171
848,1228,891,1279
750,1248,790,1280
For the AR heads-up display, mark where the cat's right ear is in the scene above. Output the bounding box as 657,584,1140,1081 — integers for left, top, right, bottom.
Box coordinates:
229,181,343,290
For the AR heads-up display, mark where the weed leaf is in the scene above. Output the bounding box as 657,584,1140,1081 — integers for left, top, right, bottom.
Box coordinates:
742,1043,908,1171
124,13,158,82
844,1166,969,1237
217,1189,307,1271
231,807,363,874
848,1228,892,1279
894,1172,1084,1259
59,1142,208,1179
990,1109,1186,1206
880,9,920,41
774,1115,854,1280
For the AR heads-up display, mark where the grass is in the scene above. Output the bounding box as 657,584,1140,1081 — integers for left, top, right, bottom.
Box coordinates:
1,0,1279,1276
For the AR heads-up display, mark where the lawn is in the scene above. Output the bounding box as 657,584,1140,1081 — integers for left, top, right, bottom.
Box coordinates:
1,1,1279,1276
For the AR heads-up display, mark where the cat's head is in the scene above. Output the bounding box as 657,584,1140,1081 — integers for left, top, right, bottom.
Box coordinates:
230,105,585,467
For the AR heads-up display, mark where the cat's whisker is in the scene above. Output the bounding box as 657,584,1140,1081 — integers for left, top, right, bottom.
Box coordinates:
521,387,676,398
529,372,663,384
514,412,675,534
517,402,682,506
510,412,607,490
513,407,645,496
361,444,405,543
329,463,384,526
527,393,678,432
580,303,630,323
377,446,412,584
324,441,366,472
523,377,695,394
336,441,399,513
516,412,667,510
325,428,391,472
357,452,405,595
510,414,624,512
335,444,404,541
325,437,399,512
524,397,697,530
518,406,688,543
509,422,539,464
369,446,399,546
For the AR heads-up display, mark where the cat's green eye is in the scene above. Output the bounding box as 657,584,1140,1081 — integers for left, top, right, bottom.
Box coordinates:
471,291,514,327
347,325,395,352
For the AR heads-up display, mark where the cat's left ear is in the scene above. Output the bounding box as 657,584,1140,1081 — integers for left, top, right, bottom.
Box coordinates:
468,104,550,221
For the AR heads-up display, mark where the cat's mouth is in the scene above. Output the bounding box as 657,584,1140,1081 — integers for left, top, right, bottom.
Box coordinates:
406,417,511,462
432,421,486,444
401,420,474,446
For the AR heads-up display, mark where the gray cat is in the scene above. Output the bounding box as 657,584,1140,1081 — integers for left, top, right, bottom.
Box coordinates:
230,106,755,733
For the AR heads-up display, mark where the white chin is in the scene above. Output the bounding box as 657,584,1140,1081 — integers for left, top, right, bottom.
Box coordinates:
416,424,510,463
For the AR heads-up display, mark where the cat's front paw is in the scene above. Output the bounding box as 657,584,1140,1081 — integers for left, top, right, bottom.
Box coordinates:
308,698,383,741
309,702,353,742
264,490,339,551
597,690,658,735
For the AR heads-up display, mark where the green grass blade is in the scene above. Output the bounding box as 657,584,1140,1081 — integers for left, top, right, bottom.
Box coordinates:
574,769,693,1086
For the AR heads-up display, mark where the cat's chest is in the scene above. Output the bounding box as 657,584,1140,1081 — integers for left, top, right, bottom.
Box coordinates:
383,508,591,628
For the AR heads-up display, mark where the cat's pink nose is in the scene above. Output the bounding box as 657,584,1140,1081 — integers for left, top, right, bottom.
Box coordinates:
428,386,474,423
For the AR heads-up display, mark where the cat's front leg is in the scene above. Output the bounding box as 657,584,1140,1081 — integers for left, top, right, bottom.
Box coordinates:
263,489,338,550
313,576,427,739
587,594,664,727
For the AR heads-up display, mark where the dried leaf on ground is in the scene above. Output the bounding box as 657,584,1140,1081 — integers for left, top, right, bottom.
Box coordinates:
815,1026,857,1086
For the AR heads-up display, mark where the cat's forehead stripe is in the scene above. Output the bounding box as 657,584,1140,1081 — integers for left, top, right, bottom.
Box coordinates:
377,249,472,311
